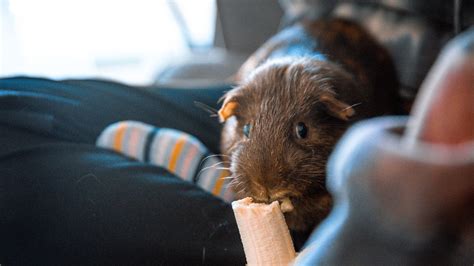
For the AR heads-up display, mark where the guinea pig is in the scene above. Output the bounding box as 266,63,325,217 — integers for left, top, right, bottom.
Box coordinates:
218,18,399,231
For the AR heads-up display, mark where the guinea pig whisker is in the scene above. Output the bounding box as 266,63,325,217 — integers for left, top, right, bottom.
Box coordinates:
206,161,226,168
343,102,362,111
214,167,230,171
203,154,231,160
228,175,245,191
197,162,226,175
196,166,226,183
202,154,224,161
223,174,241,182
198,154,230,168
194,101,218,115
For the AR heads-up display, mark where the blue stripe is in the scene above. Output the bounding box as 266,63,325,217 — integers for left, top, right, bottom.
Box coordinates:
143,127,159,162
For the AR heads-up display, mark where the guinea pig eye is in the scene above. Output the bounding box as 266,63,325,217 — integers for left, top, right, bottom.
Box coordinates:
295,122,308,139
243,123,251,138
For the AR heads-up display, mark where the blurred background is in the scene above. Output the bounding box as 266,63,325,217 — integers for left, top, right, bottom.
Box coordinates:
0,0,283,87
1,0,472,98
0,0,216,84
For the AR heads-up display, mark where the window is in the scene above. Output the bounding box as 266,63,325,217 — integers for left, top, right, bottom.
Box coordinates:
0,0,216,85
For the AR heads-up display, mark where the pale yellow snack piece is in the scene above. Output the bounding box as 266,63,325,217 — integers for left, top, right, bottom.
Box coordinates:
232,197,296,266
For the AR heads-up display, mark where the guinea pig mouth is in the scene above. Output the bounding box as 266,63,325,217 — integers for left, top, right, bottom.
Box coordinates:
253,197,294,213
250,194,295,213
242,182,297,213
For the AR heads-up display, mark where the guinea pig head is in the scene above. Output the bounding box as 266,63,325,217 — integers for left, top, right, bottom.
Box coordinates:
219,58,363,231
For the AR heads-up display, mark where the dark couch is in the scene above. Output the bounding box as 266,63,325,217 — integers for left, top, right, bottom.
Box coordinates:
1,0,472,265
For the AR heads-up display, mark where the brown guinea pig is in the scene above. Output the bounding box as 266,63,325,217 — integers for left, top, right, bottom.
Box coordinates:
218,18,399,231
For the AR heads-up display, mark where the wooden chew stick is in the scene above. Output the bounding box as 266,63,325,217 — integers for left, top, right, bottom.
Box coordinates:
232,197,296,265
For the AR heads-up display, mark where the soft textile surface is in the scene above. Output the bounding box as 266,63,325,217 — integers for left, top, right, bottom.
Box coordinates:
96,120,234,202
0,77,245,265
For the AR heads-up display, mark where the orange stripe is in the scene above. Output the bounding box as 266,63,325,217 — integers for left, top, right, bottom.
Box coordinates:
168,137,187,172
113,123,127,151
212,170,230,196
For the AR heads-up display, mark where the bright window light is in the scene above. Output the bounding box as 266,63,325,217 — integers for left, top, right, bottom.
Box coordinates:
0,0,216,85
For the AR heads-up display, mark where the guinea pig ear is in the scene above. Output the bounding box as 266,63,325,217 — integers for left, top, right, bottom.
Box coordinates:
320,93,355,121
218,101,239,122
218,91,241,123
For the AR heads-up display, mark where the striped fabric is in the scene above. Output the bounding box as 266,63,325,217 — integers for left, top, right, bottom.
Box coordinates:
96,121,234,202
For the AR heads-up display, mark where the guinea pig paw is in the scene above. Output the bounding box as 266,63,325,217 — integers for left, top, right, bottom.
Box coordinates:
280,198,294,213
